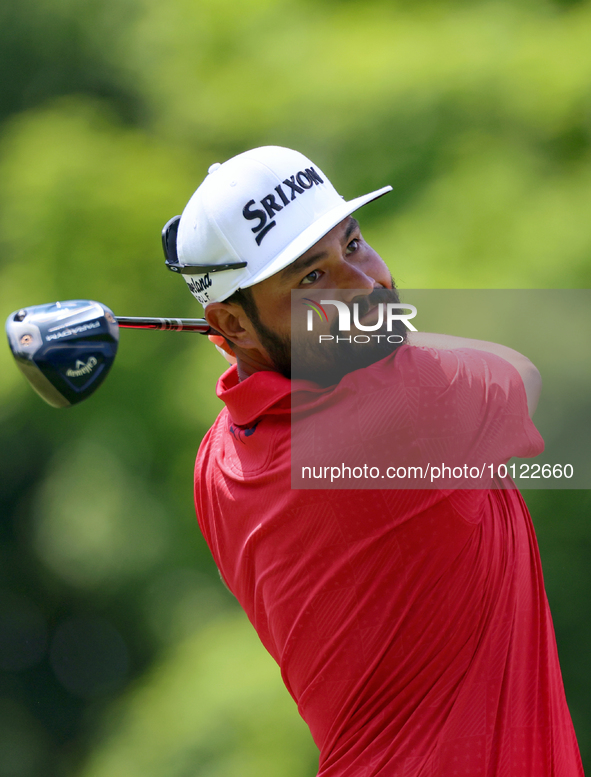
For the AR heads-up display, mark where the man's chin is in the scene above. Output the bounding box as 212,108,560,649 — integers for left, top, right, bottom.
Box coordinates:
291,335,405,387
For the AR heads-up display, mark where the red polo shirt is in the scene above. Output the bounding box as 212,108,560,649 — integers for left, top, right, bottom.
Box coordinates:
194,345,582,776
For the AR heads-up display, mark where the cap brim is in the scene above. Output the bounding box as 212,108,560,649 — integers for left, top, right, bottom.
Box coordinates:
241,185,393,289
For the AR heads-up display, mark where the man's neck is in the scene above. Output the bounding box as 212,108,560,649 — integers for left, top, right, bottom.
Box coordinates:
235,354,279,382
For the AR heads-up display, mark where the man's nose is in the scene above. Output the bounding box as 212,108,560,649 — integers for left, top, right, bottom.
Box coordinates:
335,262,375,301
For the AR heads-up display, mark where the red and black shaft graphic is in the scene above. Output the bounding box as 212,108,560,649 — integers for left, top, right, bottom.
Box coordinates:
115,316,210,333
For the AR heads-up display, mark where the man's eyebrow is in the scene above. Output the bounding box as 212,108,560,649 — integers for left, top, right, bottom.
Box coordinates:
280,217,361,281
344,217,360,241
281,250,328,280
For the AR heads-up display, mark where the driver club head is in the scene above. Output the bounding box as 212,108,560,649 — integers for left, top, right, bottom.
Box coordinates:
6,300,119,408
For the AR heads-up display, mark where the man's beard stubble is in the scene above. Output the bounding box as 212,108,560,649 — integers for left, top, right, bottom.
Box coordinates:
249,284,408,387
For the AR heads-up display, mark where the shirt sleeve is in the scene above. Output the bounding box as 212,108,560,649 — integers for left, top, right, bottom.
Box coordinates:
395,345,544,468
290,344,544,491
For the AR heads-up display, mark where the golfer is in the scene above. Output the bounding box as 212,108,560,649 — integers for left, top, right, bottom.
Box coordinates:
168,146,583,775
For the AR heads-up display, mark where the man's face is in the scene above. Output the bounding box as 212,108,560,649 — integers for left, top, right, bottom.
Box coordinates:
241,216,406,384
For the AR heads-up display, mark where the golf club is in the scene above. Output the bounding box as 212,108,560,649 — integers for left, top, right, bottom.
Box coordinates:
6,300,210,408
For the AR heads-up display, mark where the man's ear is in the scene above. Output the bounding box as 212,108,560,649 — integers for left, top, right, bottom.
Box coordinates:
204,302,260,349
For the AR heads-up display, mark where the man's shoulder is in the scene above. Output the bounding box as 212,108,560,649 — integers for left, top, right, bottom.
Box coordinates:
359,343,525,387
333,344,462,392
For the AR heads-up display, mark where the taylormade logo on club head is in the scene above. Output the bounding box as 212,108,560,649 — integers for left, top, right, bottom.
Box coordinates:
303,299,418,343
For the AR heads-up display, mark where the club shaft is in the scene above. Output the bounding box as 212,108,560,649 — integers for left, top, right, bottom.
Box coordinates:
115,316,210,333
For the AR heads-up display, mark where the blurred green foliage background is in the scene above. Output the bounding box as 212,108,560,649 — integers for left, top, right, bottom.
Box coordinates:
0,0,590,774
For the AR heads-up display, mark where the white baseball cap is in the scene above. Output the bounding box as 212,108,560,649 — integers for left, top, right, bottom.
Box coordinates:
162,146,392,305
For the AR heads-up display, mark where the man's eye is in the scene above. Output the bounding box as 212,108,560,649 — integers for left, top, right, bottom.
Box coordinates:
300,269,322,285
346,238,360,254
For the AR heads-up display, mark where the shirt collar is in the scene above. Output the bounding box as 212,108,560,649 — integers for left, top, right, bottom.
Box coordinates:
217,366,332,426
217,366,293,426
